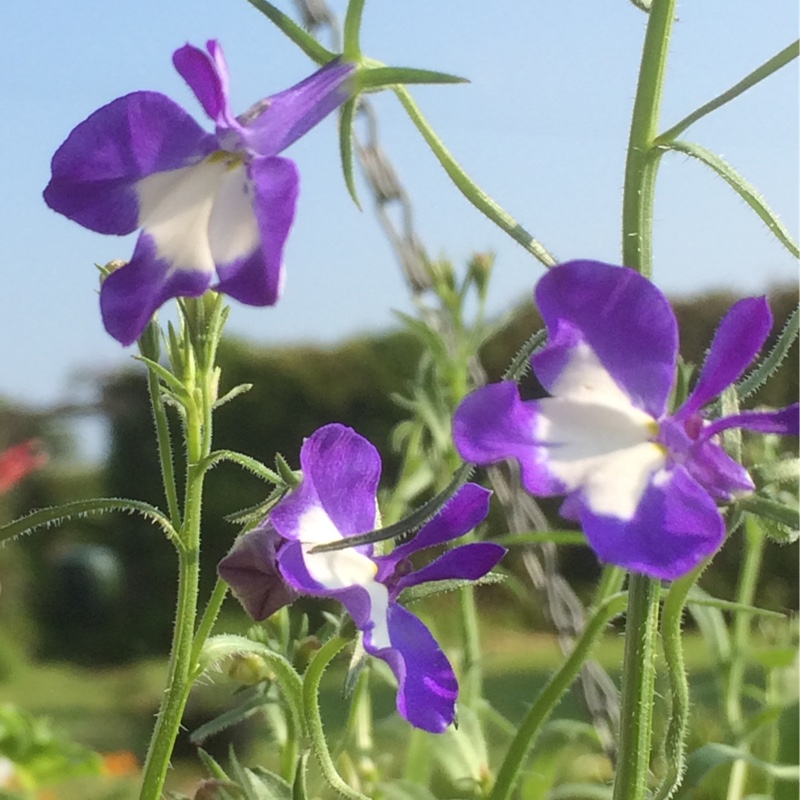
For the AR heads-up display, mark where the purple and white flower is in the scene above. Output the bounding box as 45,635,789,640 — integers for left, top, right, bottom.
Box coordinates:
453,260,798,580
44,41,354,345
218,423,505,733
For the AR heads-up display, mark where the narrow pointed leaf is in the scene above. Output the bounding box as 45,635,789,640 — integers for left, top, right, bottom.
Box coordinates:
674,744,799,798
662,140,799,258
202,450,284,485
342,0,365,61
245,0,336,64
0,498,178,547
339,97,361,207
359,66,469,90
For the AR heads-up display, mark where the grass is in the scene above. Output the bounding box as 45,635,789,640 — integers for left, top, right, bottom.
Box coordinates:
0,630,729,797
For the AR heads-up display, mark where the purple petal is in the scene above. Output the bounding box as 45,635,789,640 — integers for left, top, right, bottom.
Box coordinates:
678,297,772,419
270,424,381,542
684,439,754,501
173,41,236,129
453,382,564,492
701,404,800,440
533,261,678,418
578,465,725,580
218,527,299,621
242,60,355,156
385,484,491,564
44,92,216,234
393,542,506,593
213,155,299,306
365,603,458,733
99,233,211,345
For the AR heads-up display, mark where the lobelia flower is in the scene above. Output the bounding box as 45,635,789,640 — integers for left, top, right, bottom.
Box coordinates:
453,260,799,580
218,423,506,733
44,41,354,346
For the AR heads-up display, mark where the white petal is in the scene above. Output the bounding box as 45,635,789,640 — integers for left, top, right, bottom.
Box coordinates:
136,158,231,273
208,165,260,264
296,505,391,650
363,582,391,650
551,340,637,410
537,396,666,520
298,506,378,589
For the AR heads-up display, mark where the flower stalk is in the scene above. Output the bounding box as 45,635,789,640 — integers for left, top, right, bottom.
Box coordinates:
616,0,677,797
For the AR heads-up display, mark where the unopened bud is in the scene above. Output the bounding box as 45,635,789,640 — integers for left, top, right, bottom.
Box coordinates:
226,652,274,685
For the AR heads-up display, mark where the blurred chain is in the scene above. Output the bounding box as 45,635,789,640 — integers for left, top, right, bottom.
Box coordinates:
291,0,619,757
291,0,432,293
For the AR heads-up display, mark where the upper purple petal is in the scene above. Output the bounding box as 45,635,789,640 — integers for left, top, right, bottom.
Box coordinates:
99,233,212,345
453,382,566,496
700,404,800,440
270,424,381,542
383,484,491,564
241,60,355,156
677,297,773,419
213,155,299,306
218,526,299,621
44,92,217,234
533,261,678,417
365,603,458,733
172,40,236,129
578,465,725,580
393,542,506,594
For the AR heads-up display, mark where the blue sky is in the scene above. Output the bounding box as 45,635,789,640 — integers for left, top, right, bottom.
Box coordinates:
2,1,798,409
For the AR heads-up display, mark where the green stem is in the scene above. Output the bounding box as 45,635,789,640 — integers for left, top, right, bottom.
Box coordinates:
612,574,662,800
139,387,212,799
653,564,706,800
724,516,765,800
458,583,483,707
190,577,229,672
488,593,628,800
621,0,678,275
392,85,557,269
303,636,369,800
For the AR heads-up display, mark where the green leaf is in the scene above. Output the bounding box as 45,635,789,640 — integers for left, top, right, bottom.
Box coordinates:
685,586,731,665
660,140,799,258
244,0,335,65
735,306,798,403
400,572,505,604
197,748,231,781
490,530,586,547
202,450,284,485
359,66,469,91
374,782,438,800
673,744,799,798
751,458,800,489
659,41,799,143
339,97,361,208
133,354,193,402
342,0,365,61
191,687,269,746
684,588,786,620
548,785,613,800
736,496,799,542
214,383,253,410
0,497,179,548
433,705,489,789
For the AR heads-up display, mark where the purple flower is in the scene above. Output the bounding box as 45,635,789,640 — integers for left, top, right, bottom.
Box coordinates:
219,423,505,733
453,260,798,580
44,41,354,345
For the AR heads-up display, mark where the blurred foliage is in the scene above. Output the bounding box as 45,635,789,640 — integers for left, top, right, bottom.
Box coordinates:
0,287,796,663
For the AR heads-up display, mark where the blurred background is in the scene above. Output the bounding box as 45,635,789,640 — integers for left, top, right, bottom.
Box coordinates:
0,1,797,797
